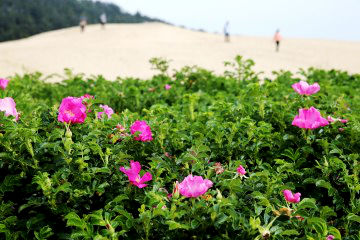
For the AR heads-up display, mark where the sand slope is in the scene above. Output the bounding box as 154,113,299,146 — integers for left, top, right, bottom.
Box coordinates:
0,22,359,81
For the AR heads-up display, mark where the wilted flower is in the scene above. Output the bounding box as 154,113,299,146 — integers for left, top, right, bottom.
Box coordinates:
0,78,9,90
119,160,152,188
116,124,126,132
338,128,344,132
58,97,87,124
237,165,246,175
214,162,224,174
295,215,305,221
130,120,153,142
292,81,320,96
178,175,213,198
0,97,19,121
326,235,335,240
283,189,301,203
97,104,114,119
165,84,172,90
292,107,329,129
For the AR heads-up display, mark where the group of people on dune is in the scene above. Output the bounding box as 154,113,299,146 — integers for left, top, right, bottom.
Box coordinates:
224,21,283,52
79,16,282,52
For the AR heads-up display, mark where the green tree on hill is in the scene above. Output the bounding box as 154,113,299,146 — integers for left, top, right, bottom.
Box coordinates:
0,0,163,42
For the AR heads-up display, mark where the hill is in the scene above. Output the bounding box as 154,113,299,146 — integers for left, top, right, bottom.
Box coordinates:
0,23,359,81
0,0,163,42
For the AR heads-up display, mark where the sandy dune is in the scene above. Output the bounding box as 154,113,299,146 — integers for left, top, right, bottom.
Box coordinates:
0,22,359,81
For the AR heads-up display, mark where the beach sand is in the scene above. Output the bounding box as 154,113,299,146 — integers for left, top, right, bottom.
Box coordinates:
0,22,359,81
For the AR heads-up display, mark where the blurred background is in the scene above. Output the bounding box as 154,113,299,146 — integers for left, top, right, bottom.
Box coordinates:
0,0,359,80
103,0,360,41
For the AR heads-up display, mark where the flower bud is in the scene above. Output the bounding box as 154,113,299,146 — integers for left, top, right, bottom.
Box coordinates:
216,189,223,200
65,129,72,138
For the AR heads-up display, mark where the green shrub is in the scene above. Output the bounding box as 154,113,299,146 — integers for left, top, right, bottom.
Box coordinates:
0,57,359,239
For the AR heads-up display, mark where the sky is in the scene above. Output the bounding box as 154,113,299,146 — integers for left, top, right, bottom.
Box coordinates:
99,0,360,41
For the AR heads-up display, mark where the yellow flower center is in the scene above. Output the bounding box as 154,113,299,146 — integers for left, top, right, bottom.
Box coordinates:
65,110,75,117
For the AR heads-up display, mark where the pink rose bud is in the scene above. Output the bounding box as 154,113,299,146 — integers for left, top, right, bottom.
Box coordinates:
292,107,329,129
283,189,301,203
291,81,320,96
119,160,152,188
237,165,246,175
130,120,153,142
178,175,213,198
0,97,19,121
97,104,114,119
340,119,348,123
0,78,9,90
58,97,87,124
326,235,335,240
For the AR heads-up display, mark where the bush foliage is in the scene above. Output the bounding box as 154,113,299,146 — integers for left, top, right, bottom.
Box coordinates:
0,57,359,239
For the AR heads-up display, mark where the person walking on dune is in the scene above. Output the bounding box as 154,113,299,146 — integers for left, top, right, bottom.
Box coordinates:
100,13,107,29
274,29,282,52
224,21,230,42
79,16,87,33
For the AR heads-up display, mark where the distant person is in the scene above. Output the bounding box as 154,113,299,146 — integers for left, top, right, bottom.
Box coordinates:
224,21,230,42
274,29,282,52
79,16,87,32
100,13,107,29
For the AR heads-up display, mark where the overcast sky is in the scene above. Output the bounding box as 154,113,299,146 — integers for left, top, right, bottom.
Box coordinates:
99,0,360,41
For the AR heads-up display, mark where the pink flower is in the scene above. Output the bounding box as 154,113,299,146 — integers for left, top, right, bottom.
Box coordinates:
58,97,87,124
80,94,94,100
178,175,213,198
237,165,246,175
119,160,152,188
326,235,335,240
130,120,153,142
165,84,172,90
0,78,9,90
328,116,348,124
292,107,329,129
327,116,335,123
283,189,301,203
0,97,19,121
292,81,320,96
340,119,348,123
97,104,114,119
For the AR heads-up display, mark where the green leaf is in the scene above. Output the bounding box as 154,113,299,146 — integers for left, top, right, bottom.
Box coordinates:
297,198,318,210
65,212,87,229
347,213,360,223
281,229,299,236
166,220,190,230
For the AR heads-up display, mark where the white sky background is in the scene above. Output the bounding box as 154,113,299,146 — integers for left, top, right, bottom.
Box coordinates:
99,0,360,41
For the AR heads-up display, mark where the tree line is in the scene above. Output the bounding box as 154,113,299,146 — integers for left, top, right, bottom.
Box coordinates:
0,0,163,42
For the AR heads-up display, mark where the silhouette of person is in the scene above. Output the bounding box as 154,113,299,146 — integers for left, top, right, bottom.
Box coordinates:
274,29,282,52
224,21,230,42
79,16,87,32
100,13,107,29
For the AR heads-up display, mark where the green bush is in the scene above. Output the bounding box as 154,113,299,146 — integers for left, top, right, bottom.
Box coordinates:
0,57,359,239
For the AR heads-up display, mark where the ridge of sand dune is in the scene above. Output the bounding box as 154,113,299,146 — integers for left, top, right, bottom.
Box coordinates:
0,22,359,81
